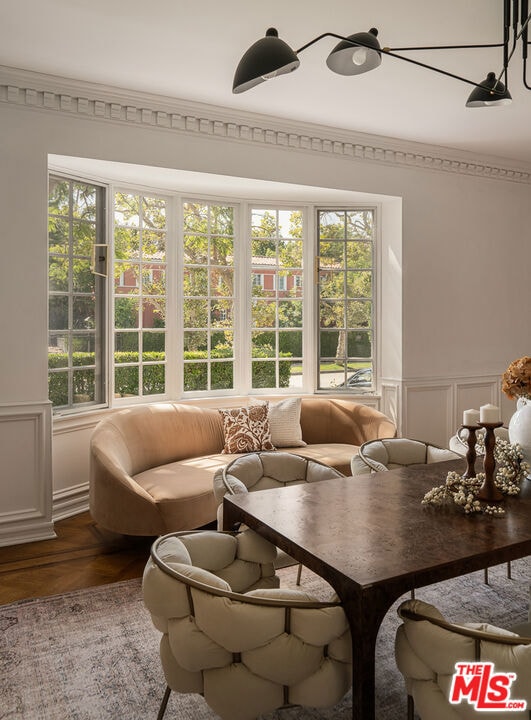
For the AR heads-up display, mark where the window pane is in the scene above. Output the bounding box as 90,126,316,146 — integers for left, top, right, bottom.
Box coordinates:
320,241,345,266
48,176,106,412
72,183,97,221
250,207,304,391
49,296,69,330
184,331,207,353
211,268,233,297
183,363,208,391
113,192,168,400
72,260,95,293
318,209,374,392
211,331,233,356
115,332,138,353
184,235,208,264
143,332,165,355
181,202,235,392
115,227,140,258
346,210,373,239
319,211,345,238
346,241,372,268
252,360,276,388
319,271,344,299
211,236,234,265
48,217,69,251
114,193,140,227
49,178,70,215
49,257,69,292
184,267,208,297
278,240,303,267
48,371,69,406
115,297,139,328
183,203,208,233
48,337,69,367
279,330,302,357
347,300,372,328
143,364,165,394
73,369,95,403
142,197,166,230
142,266,165,296
72,221,95,256
252,300,276,328
278,300,302,328
252,331,276,357
319,300,344,328
348,330,372,358
210,206,234,235
211,362,233,390
115,365,139,397
346,271,372,298
142,230,166,261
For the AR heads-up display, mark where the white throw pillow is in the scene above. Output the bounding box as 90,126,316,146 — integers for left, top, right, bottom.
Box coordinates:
250,397,306,448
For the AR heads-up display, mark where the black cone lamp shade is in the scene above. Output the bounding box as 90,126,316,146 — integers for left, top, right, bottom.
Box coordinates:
465,72,512,106
326,28,382,76
233,28,300,94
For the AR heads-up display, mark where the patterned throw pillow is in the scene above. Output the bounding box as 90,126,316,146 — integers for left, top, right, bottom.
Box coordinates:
219,404,275,454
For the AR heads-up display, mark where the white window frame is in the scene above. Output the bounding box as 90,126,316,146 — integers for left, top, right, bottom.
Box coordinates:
49,172,380,414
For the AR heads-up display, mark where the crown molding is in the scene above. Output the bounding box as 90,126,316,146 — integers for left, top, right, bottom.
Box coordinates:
2,64,531,184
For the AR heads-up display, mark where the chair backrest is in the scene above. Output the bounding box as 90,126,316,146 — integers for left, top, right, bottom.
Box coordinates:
213,450,344,508
395,599,531,720
143,531,352,720
353,438,459,474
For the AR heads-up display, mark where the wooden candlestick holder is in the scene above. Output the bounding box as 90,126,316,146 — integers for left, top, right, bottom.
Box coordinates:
461,424,479,479
477,421,504,502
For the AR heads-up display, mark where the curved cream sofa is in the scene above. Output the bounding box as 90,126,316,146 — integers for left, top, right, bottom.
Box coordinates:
89,397,396,536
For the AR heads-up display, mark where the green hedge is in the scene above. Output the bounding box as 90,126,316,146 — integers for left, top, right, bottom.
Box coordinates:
49,346,293,405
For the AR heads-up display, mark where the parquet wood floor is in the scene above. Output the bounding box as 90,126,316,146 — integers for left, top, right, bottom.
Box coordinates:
0,512,155,604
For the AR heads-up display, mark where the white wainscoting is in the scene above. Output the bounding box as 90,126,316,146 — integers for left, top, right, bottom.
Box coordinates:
399,375,508,448
0,402,55,546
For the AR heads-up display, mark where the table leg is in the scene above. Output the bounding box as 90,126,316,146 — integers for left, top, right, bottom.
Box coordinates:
341,589,397,720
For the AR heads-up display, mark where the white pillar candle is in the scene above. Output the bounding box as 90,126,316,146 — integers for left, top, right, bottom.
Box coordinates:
463,409,480,426
479,403,501,424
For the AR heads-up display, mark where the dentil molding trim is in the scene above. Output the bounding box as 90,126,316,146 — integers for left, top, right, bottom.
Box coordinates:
2,65,531,184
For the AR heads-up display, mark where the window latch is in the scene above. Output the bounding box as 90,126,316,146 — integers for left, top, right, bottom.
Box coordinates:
91,243,108,278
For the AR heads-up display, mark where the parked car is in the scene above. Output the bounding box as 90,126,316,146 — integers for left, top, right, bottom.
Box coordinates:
343,367,372,389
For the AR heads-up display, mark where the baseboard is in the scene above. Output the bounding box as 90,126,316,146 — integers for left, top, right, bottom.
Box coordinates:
52,483,89,522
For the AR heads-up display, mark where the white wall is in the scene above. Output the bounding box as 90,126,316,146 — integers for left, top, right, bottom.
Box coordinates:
1,67,530,544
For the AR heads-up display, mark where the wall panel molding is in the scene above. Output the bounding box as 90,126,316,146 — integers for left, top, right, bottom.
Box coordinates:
400,375,502,447
1,65,531,184
0,402,55,547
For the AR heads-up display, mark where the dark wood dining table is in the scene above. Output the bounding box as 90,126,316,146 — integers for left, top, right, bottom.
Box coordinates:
222,459,531,720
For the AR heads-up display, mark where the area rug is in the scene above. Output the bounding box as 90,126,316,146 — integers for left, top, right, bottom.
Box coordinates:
1,559,529,720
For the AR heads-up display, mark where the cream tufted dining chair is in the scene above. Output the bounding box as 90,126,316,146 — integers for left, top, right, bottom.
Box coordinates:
350,437,460,476
213,451,345,527
213,451,345,583
143,530,352,720
395,598,531,720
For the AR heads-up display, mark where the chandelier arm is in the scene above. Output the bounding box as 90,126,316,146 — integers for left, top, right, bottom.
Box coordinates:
386,43,504,51
294,32,508,95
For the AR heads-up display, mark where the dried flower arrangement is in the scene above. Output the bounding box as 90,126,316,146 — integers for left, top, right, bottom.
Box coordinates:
422,438,529,516
502,355,531,400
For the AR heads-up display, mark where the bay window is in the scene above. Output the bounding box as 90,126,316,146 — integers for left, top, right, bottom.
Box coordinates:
48,174,377,411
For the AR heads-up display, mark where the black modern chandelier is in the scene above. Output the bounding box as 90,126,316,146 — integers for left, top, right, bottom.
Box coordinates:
232,0,531,107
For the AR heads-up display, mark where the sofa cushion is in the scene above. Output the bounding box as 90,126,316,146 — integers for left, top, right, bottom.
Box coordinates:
219,405,275,454
281,444,356,476
250,397,306,448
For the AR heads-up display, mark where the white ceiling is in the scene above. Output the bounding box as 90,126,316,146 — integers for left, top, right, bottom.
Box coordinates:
3,0,531,165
